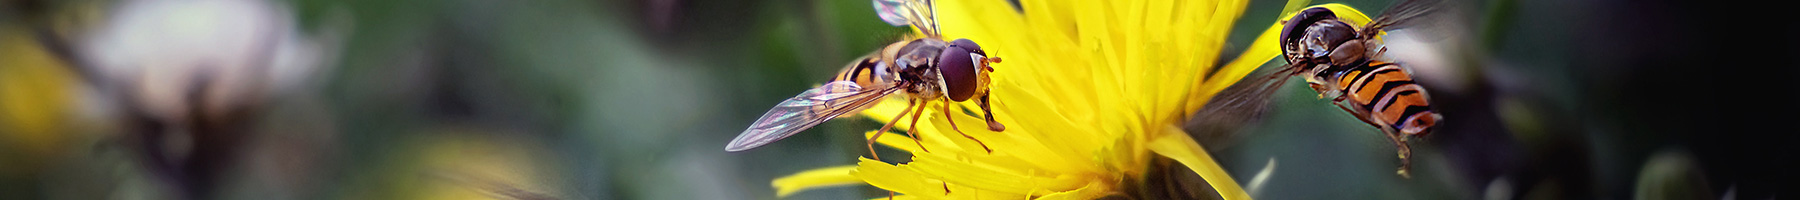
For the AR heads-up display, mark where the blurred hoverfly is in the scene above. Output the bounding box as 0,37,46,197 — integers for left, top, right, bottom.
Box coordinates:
726,0,1005,159
1188,0,1446,178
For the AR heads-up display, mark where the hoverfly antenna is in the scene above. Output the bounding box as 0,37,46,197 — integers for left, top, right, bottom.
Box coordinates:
983,50,1000,72
988,50,1002,64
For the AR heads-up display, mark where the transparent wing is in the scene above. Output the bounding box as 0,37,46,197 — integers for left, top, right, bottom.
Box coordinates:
1365,0,1467,75
428,171,558,200
872,0,940,37
1184,63,1304,150
872,0,913,26
726,81,901,151
1365,0,1446,33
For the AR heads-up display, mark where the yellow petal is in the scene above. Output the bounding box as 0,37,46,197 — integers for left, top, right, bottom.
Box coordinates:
905,151,1086,194
865,195,922,200
860,184,1035,200
852,158,947,198
861,97,915,126
946,182,1041,199
1188,21,1280,114
865,114,1078,176
1203,0,1250,42
861,100,981,153
923,101,1103,174
866,130,926,153
0,26,78,157
916,107,999,156
1146,125,1249,200
937,0,1028,42
983,92,1101,155
1314,3,1374,27
773,165,863,197
1280,0,1314,16
1032,182,1110,200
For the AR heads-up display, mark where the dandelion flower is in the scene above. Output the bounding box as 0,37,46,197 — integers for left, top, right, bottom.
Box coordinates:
773,0,1376,199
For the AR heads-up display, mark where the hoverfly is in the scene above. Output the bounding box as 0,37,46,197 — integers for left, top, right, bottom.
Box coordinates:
1188,0,1445,178
726,0,1005,159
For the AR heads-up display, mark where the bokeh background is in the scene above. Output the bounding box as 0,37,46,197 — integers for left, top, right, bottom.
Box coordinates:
0,0,1792,199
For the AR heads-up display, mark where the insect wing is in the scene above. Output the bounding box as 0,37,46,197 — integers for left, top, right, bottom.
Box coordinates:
1185,63,1303,150
727,81,900,151
872,0,914,26
1365,0,1449,33
429,172,559,200
872,0,940,36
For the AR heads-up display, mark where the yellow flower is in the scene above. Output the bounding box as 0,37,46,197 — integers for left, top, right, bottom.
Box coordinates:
773,0,1376,199
350,130,559,200
0,25,82,174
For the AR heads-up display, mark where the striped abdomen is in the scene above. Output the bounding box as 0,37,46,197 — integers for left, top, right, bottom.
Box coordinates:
1334,61,1441,137
811,56,896,119
833,55,896,88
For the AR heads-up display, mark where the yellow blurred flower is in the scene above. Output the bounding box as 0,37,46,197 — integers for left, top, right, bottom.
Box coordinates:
349,129,559,200
773,0,1377,199
0,25,82,174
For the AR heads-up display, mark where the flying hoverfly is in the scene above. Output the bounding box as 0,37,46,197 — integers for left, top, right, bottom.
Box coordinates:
1188,0,1446,178
725,0,1006,159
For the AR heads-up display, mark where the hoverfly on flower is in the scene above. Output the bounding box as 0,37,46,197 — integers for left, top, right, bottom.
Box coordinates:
1190,0,1447,178
726,0,1005,159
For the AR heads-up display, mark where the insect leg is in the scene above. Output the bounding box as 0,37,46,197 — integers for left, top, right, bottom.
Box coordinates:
979,93,1005,131
1329,100,1384,131
943,182,952,195
905,98,930,152
1375,46,1390,59
1395,138,1413,178
942,98,993,153
1381,124,1414,178
871,98,917,160
1330,99,1414,178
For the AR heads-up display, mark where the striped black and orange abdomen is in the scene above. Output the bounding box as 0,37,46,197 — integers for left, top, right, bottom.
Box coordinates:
833,56,890,88
1338,61,1441,137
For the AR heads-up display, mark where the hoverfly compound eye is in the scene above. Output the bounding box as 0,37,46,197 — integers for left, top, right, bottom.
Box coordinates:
952,38,983,54
938,44,978,101
1281,8,1335,54
951,38,995,71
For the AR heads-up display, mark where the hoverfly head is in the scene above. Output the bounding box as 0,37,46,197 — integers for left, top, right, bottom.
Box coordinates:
938,38,992,102
1281,7,1360,64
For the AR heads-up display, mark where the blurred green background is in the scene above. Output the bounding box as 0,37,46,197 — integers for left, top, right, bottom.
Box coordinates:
0,0,1792,199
